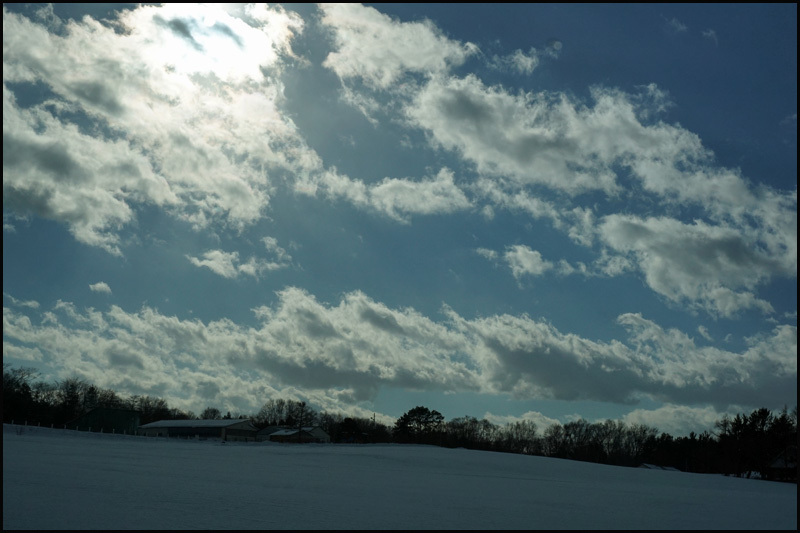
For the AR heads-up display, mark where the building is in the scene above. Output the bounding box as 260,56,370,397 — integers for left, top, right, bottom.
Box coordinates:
66,407,140,435
257,426,330,443
138,419,258,441
766,445,797,482
638,463,681,472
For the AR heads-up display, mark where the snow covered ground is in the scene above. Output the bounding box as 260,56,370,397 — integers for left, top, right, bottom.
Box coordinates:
3,424,796,530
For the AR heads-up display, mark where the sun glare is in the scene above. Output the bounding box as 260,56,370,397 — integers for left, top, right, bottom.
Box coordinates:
144,3,281,83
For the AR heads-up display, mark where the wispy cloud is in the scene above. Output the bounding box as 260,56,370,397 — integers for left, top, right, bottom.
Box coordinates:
664,16,688,34
702,29,718,46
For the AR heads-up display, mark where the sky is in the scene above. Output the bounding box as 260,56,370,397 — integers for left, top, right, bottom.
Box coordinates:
3,425,797,530
2,3,797,437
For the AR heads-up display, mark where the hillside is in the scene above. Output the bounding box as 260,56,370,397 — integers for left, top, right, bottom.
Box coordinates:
3,424,796,530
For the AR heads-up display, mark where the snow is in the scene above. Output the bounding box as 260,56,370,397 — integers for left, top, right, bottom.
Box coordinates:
3,424,796,530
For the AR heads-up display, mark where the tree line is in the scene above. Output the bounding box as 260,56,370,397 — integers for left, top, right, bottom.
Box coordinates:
3,365,796,482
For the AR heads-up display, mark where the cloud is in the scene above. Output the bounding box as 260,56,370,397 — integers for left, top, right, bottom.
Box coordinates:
89,282,112,295
475,248,498,261
599,215,781,316
504,245,553,279
320,3,478,90
664,17,688,34
406,73,796,266
483,410,561,433
3,293,40,309
262,237,292,264
697,326,713,342
3,4,310,253
186,248,288,279
490,48,540,75
622,404,722,437
408,75,709,197
702,29,718,46
3,289,795,418
305,168,472,222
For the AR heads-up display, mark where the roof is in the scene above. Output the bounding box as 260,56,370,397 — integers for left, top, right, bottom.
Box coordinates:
139,419,254,429
270,429,300,437
639,463,680,471
259,426,327,434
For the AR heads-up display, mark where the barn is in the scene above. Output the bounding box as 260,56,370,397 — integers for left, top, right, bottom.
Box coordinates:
138,419,258,441
258,426,331,443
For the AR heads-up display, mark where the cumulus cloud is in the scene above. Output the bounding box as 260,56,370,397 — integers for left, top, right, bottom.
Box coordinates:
504,245,553,279
408,74,795,265
89,282,112,294
320,3,477,90
407,76,720,197
599,215,781,316
3,4,309,252
302,167,472,222
3,289,795,418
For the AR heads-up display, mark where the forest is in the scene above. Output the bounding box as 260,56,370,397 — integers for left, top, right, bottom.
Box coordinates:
3,364,796,483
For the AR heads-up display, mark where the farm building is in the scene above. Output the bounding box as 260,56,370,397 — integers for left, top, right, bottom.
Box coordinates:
66,407,140,435
638,463,681,472
258,426,330,443
766,445,797,482
138,419,258,441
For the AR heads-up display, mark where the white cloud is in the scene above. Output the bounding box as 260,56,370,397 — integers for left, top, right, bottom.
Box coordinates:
697,326,713,342
89,282,112,295
599,215,780,317
368,168,472,221
262,236,292,264
622,404,721,437
186,248,288,279
320,3,478,90
490,48,541,75
3,293,40,309
504,245,553,279
475,248,498,261
407,76,723,198
3,5,311,252
408,74,796,274
3,290,795,417
187,250,241,279
308,168,472,222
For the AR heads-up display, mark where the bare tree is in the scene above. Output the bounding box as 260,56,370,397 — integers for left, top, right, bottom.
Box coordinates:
200,406,222,420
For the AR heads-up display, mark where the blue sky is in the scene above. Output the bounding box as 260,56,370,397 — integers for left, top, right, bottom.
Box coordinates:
3,3,796,436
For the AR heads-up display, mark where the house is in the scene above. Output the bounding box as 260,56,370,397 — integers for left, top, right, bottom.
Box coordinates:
638,463,681,472
138,419,258,441
258,426,330,443
766,445,797,482
66,407,140,435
